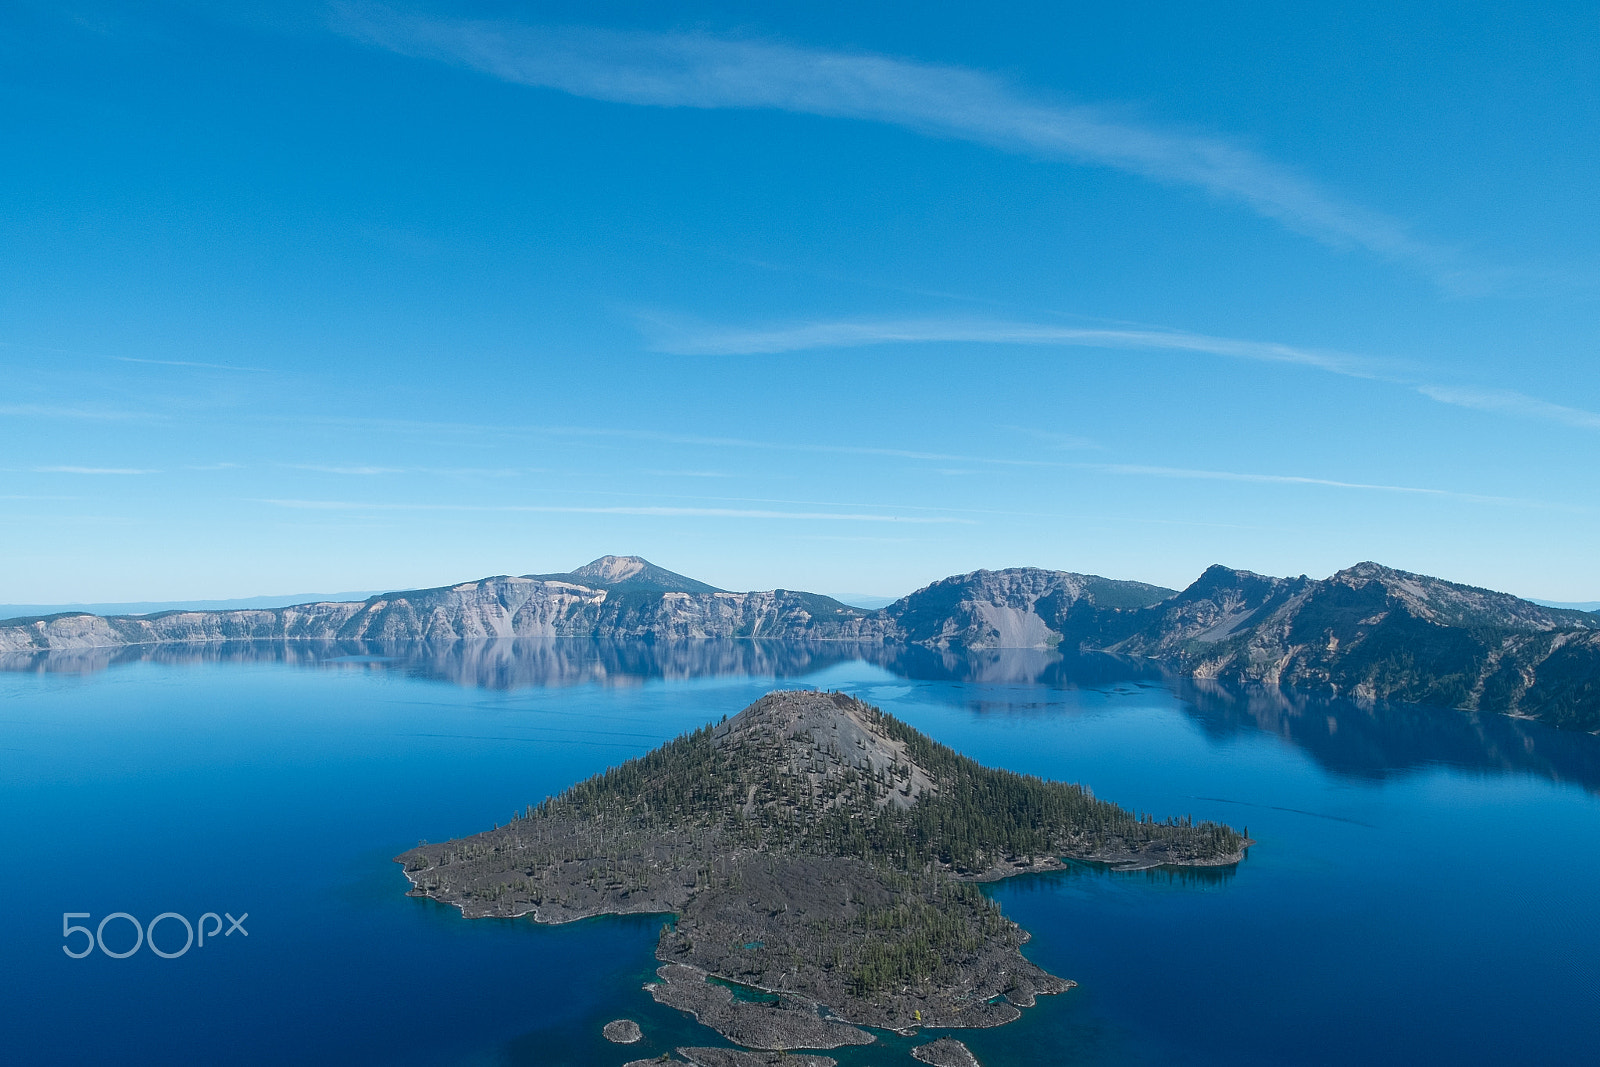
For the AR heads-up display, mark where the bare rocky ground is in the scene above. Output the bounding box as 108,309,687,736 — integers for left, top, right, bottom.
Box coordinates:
677,1050,838,1067
603,1018,643,1043
622,1050,838,1067
647,963,877,1049
911,1036,982,1067
399,691,1246,1050
653,856,1065,1033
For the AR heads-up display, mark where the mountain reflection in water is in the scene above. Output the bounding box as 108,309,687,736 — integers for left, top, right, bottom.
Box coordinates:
7,637,1599,793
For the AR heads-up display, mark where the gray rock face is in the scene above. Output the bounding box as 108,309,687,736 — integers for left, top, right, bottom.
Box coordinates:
602,1018,642,1043
1097,562,1600,728
561,554,723,593
912,1037,982,1067
0,564,878,652
1097,565,1309,660
887,567,1176,649
0,601,370,652
0,559,1177,653
1329,562,1594,631
675,1047,839,1067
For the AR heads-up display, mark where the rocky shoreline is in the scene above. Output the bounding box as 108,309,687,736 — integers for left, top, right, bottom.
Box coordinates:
625,1050,840,1067
911,1037,983,1067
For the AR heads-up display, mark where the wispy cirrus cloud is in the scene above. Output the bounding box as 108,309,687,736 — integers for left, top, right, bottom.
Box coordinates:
257,412,1575,504
257,499,974,523
32,466,160,475
286,463,535,476
641,469,734,478
1069,462,1545,508
649,312,1600,439
291,464,410,476
1416,385,1600,431
646,315,1384,377
113,356,264,371
0,403,162,421
333,4,1465,285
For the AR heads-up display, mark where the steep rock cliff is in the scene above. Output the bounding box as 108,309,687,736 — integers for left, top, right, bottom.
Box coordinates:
1103,562,1600,726
886,567,1176,649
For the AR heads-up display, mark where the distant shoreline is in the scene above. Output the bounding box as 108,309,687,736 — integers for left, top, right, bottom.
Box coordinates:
8,554,1598,731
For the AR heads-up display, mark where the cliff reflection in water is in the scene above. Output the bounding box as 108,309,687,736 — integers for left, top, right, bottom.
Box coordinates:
0,638,880,688
1173,676,1600,793
6,637,1600,794
1000,859,1241,893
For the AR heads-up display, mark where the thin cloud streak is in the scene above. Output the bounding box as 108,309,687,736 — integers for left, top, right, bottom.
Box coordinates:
285,463,535,476
258,415,1562,508
292,464,410,475
649,316,1383,377
1072,462,1568,509
114,356,263,372
641,469,733,478
526,422,1062,466
32,466,160,475
259,412,1059,466
1417,385,1600,431
335,4,1462,283
604,490,1034,518
653,314,1600,438
0,404,161,421
256,500,975,523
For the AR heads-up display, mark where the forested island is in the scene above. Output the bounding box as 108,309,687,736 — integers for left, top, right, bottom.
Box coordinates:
397,690,1248,1052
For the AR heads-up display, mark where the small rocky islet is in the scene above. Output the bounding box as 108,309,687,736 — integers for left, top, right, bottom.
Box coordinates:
603,1018,643,1043
911,1037,983,1067
623,1050,839,1067
399,690,1247,1055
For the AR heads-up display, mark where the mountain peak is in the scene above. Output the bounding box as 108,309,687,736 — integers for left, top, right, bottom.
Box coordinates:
534,555,725,594
1325,561,1588,631
571,555,650,583
712,690,937,810
1334,561,1410,582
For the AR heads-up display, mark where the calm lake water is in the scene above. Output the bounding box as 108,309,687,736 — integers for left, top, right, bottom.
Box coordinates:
3,640,1598,1065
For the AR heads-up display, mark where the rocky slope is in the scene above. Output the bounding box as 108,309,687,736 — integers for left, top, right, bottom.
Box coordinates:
1083,562,1600,728
0,558,1167,653
887,567,1175,648
0,557,879,651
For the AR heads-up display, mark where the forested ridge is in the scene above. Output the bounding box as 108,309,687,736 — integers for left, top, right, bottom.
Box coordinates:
547,692,1245,872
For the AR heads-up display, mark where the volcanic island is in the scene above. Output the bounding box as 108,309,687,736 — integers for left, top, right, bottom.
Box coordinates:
397,691,1248,1065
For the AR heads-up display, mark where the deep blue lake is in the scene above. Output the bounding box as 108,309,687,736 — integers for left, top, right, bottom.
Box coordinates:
3,640,1598,1065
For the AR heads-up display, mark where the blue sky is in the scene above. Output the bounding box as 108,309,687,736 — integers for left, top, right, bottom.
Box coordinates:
3,1,1599,603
